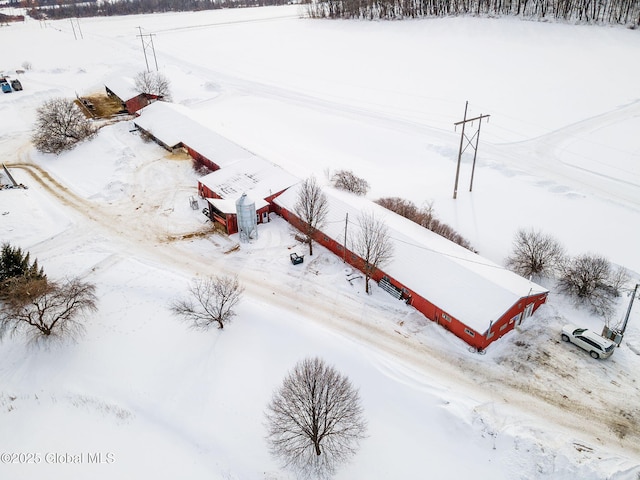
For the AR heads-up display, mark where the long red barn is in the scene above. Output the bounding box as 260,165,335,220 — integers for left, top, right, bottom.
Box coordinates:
274,184,548,351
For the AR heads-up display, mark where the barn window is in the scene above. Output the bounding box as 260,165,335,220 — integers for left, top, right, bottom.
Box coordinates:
499,323,508,331
441,313,451,322
510,314,521,325
323,235,329,242
464,328,475,337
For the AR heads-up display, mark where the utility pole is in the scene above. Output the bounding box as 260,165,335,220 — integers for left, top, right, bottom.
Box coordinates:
343,212,349,263
69,18,83,40
453,102,490,199
137,27,158,72
621,283,639,334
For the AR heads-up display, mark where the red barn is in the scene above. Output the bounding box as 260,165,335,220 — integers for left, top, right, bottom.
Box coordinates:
105,77,160,114
133,101,299,236
274,185,548,351
133,102,254,172
199,155,298,235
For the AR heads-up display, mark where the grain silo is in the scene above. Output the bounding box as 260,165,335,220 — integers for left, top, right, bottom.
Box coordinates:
236,193,258,242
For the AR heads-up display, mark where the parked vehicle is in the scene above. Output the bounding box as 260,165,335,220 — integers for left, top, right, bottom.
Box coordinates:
0,79,11,93
561,324,616,359
10,79,22,91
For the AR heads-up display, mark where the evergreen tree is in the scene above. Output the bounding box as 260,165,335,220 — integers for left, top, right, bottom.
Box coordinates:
0,243,46,294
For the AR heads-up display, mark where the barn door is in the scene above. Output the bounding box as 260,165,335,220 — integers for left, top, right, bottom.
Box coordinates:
521,303,534,323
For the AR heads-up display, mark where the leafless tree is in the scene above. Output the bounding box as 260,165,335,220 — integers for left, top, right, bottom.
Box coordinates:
171,275,244,330
376,197,475,251
0,277,97,344
265,357,367,479
134,70,172,100
294,176,329,256
32,97,96,154
352,211,394,294
557,254,627,317
506,228,565,279
331,170,370,196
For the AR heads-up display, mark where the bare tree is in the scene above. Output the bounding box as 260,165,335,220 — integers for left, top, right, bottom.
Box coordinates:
171,275,244,330
557,254,627,317
265,357,367,479
376,197,475,251
32,97,96,154
134,71,172,100
294,176,329,256
353,211,394,294
506,228,565,279
330,170,370,196
0,277,97,344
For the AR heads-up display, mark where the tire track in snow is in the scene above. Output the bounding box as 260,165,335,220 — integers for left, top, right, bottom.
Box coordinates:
492,100,640,210
9,152,640,462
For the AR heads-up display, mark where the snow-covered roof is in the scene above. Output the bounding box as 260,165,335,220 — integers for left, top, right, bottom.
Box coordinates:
207,196,269,214
199,155,299,203
134,102,255,169
275,185,548,333
104,76,139,102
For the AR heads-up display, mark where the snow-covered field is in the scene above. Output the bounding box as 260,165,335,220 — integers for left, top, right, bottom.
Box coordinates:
1,6,639,479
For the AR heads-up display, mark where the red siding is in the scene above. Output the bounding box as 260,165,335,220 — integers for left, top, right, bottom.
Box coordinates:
277,205,548,350
185,145,220,173
199,182,222,199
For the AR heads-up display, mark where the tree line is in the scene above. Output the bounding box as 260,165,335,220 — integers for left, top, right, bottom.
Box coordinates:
306,0,640,25
23,0,289,21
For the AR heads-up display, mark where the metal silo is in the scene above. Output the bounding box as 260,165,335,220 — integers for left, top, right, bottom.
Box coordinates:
236,193,258,242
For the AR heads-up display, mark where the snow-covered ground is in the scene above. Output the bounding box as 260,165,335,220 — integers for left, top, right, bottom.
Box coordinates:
1,6,639,479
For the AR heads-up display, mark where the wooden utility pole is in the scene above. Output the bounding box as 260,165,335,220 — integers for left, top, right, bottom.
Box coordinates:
70,18,83,40
453,102,490,199
621,283,639,334
343,212,349,263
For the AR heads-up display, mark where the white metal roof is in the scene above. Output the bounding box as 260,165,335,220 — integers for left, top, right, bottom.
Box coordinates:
134,102,255,169
275,184,548,333
199,155,299,203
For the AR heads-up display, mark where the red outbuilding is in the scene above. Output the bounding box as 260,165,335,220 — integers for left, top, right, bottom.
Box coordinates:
105,77,160,114
274,184,548,351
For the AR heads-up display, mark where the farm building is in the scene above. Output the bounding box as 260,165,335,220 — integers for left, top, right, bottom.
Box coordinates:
133,102,254,172
274,184,549,351
134,101,298,235
199,155,299,234
104,76,158,114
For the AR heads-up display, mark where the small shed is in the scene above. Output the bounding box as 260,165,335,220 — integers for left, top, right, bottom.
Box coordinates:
105,76,158,114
